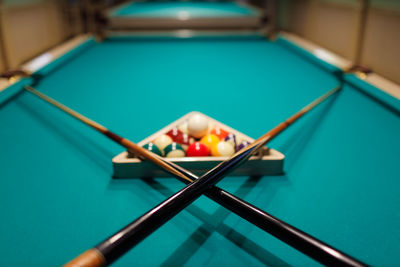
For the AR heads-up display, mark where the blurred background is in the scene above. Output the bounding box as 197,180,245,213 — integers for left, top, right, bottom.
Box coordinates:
0,0,399,84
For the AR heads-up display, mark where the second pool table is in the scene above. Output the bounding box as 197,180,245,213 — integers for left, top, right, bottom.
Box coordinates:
106,1,261,29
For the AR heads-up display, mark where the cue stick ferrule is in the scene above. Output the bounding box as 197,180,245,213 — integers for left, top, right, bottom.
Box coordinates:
63,248,106,267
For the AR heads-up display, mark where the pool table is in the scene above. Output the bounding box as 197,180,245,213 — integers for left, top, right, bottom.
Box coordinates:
106,1,261,29
1,31,400,266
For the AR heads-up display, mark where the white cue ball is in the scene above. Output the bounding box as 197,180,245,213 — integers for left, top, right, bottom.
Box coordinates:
187,114,209,138
153,134,173,152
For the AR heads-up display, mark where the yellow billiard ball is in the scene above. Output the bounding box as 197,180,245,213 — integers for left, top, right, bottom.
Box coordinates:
200,134,219,150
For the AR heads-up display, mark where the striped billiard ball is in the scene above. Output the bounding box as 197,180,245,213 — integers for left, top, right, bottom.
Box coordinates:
164,142,186,158
142,142,162,156
175,133,194,151
224,133,243,150
177,122,188,134
154,134,173,152
209,126,229,140
236,140,251,152
166,127,183,142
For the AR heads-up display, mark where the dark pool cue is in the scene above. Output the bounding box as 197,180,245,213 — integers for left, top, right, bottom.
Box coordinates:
30,86,363,267
24,85,365,267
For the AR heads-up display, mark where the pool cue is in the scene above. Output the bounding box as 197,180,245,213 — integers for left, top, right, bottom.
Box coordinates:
27,86,362,267
63,85,355,267
24,85,365,267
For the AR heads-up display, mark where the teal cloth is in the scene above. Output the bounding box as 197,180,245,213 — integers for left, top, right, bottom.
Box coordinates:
0,34,399,266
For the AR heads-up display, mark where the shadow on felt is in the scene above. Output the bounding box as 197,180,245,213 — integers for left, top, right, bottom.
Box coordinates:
141,176,290,267
277,90,340,170
17,97,115,175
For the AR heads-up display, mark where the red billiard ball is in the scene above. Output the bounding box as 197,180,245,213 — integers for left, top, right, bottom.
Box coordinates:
166,127,183,142
175,133,194,150
186,142,210,157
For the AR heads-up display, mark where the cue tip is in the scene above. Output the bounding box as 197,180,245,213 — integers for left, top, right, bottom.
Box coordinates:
63,249,106,267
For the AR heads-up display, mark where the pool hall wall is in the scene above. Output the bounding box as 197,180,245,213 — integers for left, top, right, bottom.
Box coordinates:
278,0,400,85
361,2,400,85
0,0,81,70
278,0,360,61
0,4,6,73
0,35,5,74
0,46,4,74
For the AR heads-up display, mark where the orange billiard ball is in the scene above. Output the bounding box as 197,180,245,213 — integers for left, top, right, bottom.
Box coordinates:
209,126,229,140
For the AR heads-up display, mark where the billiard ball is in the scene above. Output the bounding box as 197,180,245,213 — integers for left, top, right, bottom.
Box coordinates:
177,122,188,134
166,127,183,142
186,142,210,157
209,126,229,140
211,141,235,157
200,134,220,150
175,133,194,150
153,134,173,152
164,142,185,158
224,133,242,150
236,140,251,152
187,114,209,138
142,142,162,156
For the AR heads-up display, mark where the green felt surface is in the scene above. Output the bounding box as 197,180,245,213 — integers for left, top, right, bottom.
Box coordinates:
110,1,258,18
0,34,400,266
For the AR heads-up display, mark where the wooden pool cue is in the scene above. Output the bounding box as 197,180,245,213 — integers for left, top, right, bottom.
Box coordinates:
23,86,363,267
24,87,350,263
25,85,365,267
63,85,364,267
